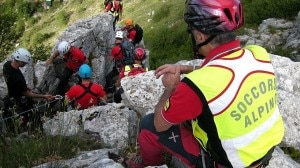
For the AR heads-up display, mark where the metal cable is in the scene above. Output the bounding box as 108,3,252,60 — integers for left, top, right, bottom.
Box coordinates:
0,95,63,121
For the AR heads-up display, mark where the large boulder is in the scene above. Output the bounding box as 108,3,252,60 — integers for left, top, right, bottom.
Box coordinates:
43,103,139,149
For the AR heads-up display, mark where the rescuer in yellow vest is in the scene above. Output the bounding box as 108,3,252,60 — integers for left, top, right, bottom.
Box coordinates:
125,0,285,167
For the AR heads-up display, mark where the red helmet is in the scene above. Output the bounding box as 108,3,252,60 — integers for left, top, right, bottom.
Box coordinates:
184,0,244,35
134,48,145,60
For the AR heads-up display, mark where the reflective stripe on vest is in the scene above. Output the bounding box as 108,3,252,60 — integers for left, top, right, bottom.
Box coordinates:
124,65,132,77
185,45,284,167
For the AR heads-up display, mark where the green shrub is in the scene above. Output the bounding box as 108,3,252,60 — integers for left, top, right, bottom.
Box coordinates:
15,19,26,35
16,0,38,19
146,23,192,68
0,6,21,61
30,44,53,62
282,147,300,163
242,0,300,25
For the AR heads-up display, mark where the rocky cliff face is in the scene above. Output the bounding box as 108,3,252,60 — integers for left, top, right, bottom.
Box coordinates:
1,12,300,168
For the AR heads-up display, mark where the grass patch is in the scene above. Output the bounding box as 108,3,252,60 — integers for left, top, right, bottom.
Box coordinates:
282,147,300,164
56,11,71,26
266,45,294,58
152,4,171,23
0,133,103,167
27,16,42,26
32,32,56,45
268,25,277,34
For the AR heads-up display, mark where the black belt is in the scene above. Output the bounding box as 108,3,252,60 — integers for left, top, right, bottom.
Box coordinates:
197,146,275,168
246,146,275,168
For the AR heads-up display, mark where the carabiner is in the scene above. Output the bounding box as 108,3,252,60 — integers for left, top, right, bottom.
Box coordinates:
55,95,63,100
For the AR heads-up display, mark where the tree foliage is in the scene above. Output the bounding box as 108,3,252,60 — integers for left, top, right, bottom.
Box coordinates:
0,0,38,60
0,5,19,60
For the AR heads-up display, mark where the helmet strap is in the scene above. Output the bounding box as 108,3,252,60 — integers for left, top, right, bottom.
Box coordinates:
192,34,216,58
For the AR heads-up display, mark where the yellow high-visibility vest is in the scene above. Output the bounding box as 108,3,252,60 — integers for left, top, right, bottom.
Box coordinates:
184,45,284,167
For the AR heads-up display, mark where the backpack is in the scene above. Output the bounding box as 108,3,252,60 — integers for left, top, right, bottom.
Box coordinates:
120,39,135,65
131,24,143,45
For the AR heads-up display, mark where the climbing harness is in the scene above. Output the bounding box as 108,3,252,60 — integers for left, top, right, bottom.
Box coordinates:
75,83,99,101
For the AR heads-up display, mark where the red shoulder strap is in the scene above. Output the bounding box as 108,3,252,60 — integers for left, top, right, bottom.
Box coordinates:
75,83,98,101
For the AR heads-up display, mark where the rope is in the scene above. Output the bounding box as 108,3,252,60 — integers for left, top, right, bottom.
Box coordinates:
135,120,140,153
0,95,63,122
201,148,207,168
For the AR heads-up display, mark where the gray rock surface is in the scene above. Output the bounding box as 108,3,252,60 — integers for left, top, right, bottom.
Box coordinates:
43,103,139,149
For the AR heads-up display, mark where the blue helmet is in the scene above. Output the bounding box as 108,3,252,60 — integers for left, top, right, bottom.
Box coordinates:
78,64,92,79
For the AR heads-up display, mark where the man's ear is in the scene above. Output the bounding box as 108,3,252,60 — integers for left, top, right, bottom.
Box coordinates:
192,30,207,45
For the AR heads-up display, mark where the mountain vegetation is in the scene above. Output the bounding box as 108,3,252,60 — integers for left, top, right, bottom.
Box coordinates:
0,0,299,68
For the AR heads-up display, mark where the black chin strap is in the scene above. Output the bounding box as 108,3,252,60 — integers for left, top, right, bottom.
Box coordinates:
192,34,216,59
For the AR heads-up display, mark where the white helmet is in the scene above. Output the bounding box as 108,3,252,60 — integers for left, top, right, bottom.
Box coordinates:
12,48,32,63
115,31,123,39
57,41,71,55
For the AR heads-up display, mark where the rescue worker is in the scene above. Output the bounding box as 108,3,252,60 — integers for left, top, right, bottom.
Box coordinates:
114,48,147,103
122,18,136,43
46,41,88,96
125,0,285,167
65,64,107,110
110,31,125,71
3,48,55,133
103,0,123,31
105,31,124,96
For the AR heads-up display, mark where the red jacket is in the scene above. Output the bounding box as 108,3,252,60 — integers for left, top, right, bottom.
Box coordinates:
119,64,146,79
105,1,122,14
110,44,123,61
64,47,86,71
